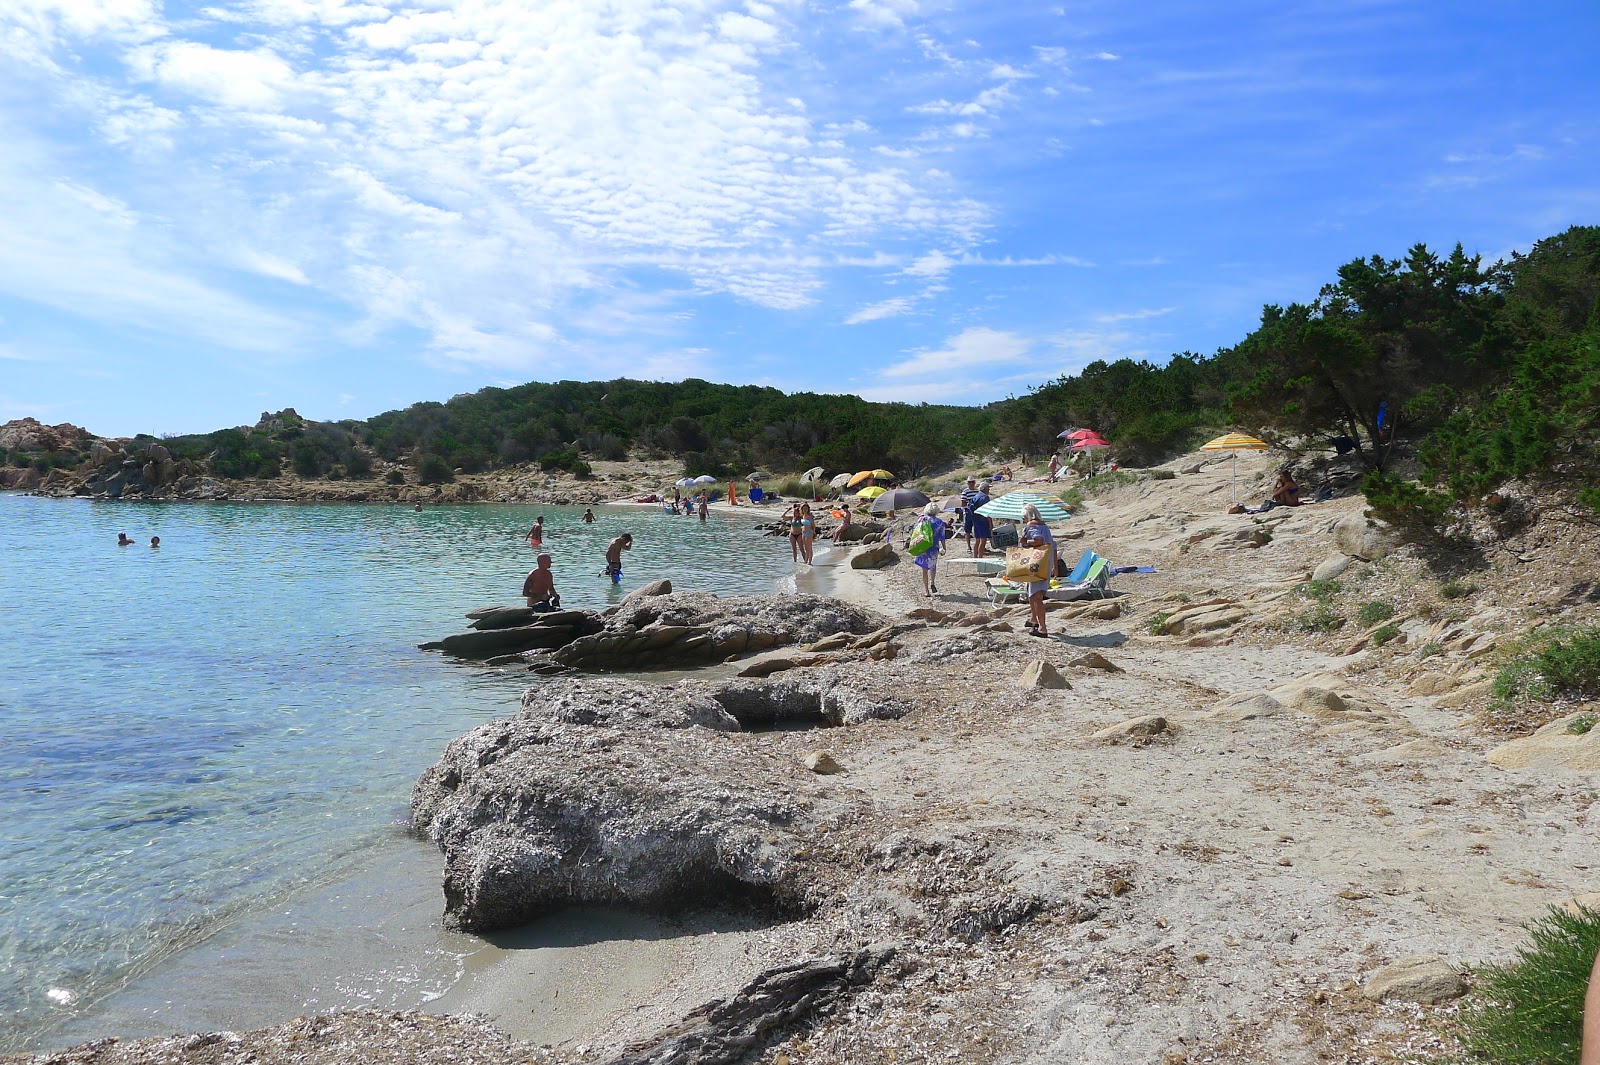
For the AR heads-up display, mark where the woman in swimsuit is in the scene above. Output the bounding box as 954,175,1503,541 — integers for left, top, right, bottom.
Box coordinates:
799,503,816,564
783,503,802,562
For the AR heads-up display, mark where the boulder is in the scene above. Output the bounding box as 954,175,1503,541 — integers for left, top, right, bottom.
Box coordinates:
851,542,895,569
1206,693,1285,722
411,687,857,931
1486,712,1600,772
1436,678,1495,709
625,579,673,601
1311,554,1353,582
468,606,537,630
711,669,917,727
520,677,739,731
1331,514,1401,561
1361,956,1466,1004
1092,715,1168,744
1071,651,1123,673
1016,660,1071,690
804,751,842,774
1406,672,1464,697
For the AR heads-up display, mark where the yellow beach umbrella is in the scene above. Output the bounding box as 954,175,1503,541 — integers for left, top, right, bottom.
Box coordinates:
870,468,894,480
1200,433,1271,503
856,485,887,500
847,470,876,487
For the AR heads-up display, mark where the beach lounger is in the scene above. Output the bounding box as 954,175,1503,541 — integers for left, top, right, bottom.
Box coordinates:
985,577,1024,604
1044,557,1112,601
943,556,1005,577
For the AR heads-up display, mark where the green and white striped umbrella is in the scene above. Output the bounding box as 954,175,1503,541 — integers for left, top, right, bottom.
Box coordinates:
976,492,1070,522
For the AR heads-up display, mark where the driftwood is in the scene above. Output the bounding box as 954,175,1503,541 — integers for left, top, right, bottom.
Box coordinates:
603,948,895,1065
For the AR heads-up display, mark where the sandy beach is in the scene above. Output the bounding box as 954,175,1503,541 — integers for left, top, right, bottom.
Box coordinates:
9,445,1598,1064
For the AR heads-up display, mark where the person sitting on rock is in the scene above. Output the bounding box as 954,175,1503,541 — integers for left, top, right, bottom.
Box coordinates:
1271,472,1301,508
522,553,560,611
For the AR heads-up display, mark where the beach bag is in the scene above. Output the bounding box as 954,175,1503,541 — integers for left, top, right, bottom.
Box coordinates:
1005,545,1051,582
991,526,1018,548
908,519,935,556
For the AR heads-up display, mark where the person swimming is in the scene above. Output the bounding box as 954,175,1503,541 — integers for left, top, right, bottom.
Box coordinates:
117,533,133,546
149,536,160,549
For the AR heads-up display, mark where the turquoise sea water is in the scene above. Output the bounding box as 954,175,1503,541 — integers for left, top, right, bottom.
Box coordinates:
0,493,792,1051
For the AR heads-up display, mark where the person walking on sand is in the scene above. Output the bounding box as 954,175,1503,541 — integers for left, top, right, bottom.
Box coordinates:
1019,503,1056,637
526,516,546,549
799,503,817,564
603,533,632,584
1048,452,1061,483
522,553,561,611
960,473,985,550
907,503,947,596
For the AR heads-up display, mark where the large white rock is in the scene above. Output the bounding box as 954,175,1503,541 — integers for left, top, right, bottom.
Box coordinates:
1487,712,1600,772
1331,513,1401,561
1361,955,1466,1004
1311,553,1354,582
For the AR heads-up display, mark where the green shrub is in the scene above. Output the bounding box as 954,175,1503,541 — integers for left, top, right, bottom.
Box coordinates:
1297,579,1342,602
1294,603,1346,633
1415,641,1444,660
1357,600,1396,626
1059,488,1084,510
384,469,406,485
1568,713,1596,736
1493,627,1600,705
1371,624,1400,647
1440,580,1476,599
1362,470,1452,531
1146,612,1171,636
416,453,454,485
1457,904,1600,1064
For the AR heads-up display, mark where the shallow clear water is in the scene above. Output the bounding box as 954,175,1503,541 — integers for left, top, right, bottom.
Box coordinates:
0,494,791,1050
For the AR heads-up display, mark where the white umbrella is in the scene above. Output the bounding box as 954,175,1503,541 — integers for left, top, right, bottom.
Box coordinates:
801,467,825,482
692,475,717,485
829,473,853,489
976,492,1071,522
675,477,695,487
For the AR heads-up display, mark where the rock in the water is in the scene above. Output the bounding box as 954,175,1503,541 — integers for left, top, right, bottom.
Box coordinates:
1331,513,1401,561
850,542,895,569
468,606,537,630
804,751,842,774
1093,715,1168,744
1361,955,1466,1004
1311,554,1353,582
1071,651,1123,673
1017,660,1071,690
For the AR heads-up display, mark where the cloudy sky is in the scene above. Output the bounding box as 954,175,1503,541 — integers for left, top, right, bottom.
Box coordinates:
1,0,1595,436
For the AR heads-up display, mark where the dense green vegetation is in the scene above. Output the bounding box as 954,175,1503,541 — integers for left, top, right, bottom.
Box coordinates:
149,380,995,483
995,225,1600,519
32,225,1591,511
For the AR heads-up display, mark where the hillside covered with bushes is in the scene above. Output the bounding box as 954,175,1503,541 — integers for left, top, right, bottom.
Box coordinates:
6,226,1595,515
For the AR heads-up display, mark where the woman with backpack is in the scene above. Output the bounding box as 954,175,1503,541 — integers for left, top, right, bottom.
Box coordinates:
907,502,947,596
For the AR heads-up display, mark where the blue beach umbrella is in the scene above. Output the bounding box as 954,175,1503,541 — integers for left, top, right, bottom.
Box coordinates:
976,492,1071,522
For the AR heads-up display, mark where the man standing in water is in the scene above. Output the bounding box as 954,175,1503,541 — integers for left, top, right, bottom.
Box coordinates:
582,508,596,523
697,493,708,522
526,516,546,549
522,553,560,611
604,533,633,584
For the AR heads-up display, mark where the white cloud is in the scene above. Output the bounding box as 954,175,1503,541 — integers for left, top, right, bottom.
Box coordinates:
848,0,918,29
880,326,1031,380
130,41,299,111
905,250,955,277
844,296,915,324
1091,306,1174,323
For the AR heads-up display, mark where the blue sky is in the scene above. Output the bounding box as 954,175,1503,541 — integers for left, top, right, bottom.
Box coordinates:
1,0,1595,438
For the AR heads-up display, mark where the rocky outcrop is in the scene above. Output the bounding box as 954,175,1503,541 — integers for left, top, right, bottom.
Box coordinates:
411,678,862,931
543,592,884,672
850,541,895,569
602,949,895,1065
0,417,92,453
1330,513,1401,560
1486,712,1600,772
425,593,885,671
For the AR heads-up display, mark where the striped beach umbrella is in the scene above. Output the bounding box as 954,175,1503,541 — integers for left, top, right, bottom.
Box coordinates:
976,492,1071,522
1200,433,1271,503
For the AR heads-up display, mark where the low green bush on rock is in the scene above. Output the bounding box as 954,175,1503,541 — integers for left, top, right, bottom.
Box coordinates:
1457,904,1600,1064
